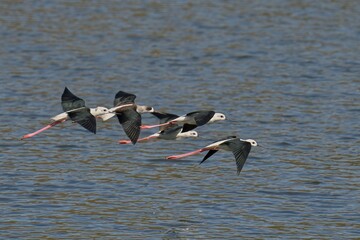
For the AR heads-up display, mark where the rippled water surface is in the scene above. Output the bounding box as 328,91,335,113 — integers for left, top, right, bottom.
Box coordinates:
1,1,359,239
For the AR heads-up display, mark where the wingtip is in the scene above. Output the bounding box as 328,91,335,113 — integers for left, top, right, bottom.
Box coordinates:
63,86,70,94
129,136,138,145
236,166,244,175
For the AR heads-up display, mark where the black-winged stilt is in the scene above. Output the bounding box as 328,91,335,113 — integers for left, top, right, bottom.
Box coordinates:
109,91,154,144
141,110,226,132
21,87,111,139
166,136,258,175
118,125,198,144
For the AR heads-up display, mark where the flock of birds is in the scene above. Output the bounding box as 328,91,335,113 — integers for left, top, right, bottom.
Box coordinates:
21,87,258,175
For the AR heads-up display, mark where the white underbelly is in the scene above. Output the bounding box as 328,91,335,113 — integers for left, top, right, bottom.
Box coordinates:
51,112,68,122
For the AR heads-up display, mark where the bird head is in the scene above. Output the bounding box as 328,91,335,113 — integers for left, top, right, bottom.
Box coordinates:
242,139,258,146
209,113,226,122
137,105,155,113
187,130,198,138
92,107,115,121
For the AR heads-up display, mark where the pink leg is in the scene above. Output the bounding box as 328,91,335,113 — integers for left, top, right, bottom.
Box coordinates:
166,148,205,160
119,135,158,144
140,122,171,129
118,139,132,144
21,120,65,140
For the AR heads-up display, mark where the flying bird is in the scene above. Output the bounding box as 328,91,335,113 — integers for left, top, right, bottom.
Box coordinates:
166,136,258,175
109,91,154,144
118,125,198,144
141,110,226,132
21,87,111,139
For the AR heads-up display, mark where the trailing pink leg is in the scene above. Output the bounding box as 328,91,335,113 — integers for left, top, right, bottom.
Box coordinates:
140,122,171,129
118,139,132,144
141,120,179,129
166,148,205,160
21,120,65,140
119,135,158,144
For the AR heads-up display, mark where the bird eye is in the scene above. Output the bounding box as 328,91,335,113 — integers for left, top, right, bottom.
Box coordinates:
103,109,107,112
146,107,152,110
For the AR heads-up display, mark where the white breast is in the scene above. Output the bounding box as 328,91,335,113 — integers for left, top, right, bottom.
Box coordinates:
51,112,68,122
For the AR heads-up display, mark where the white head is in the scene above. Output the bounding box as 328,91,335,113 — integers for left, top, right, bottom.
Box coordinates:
90,107,115,121
209,112,226,123
136,105,155,113
178,130,198,138
241,139,258,146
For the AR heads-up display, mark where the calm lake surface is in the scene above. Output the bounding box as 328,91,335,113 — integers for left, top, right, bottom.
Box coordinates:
1,1,359,239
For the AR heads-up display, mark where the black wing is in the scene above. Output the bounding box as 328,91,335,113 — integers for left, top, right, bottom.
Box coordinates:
160,125,183,136
151,111,179,123
117,109,141,144
181,124,198,132
223,139,252,175
67,108,97,134
61,87,86,112
199,150,218,164
151,111,179,131
187,111,215,126
114,91,137,106
160,125,182,139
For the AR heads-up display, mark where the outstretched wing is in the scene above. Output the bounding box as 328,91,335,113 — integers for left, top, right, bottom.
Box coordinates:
199,150,218,164
68,108,97,134
223,139,252,175
187,111,215,126
114,91,137,106
151,111,179,131
151,112,179,123
181,124,198,132
117,109,141,144
61,87,86,112
160,125,182,135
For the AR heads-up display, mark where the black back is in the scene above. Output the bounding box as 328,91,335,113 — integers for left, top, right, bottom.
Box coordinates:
186,111,215,126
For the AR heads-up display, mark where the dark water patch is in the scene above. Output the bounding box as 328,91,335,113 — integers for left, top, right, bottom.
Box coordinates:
275,141,293,147
54,144,82,149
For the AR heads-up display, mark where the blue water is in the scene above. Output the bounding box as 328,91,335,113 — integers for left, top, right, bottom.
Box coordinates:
1,1,359,239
